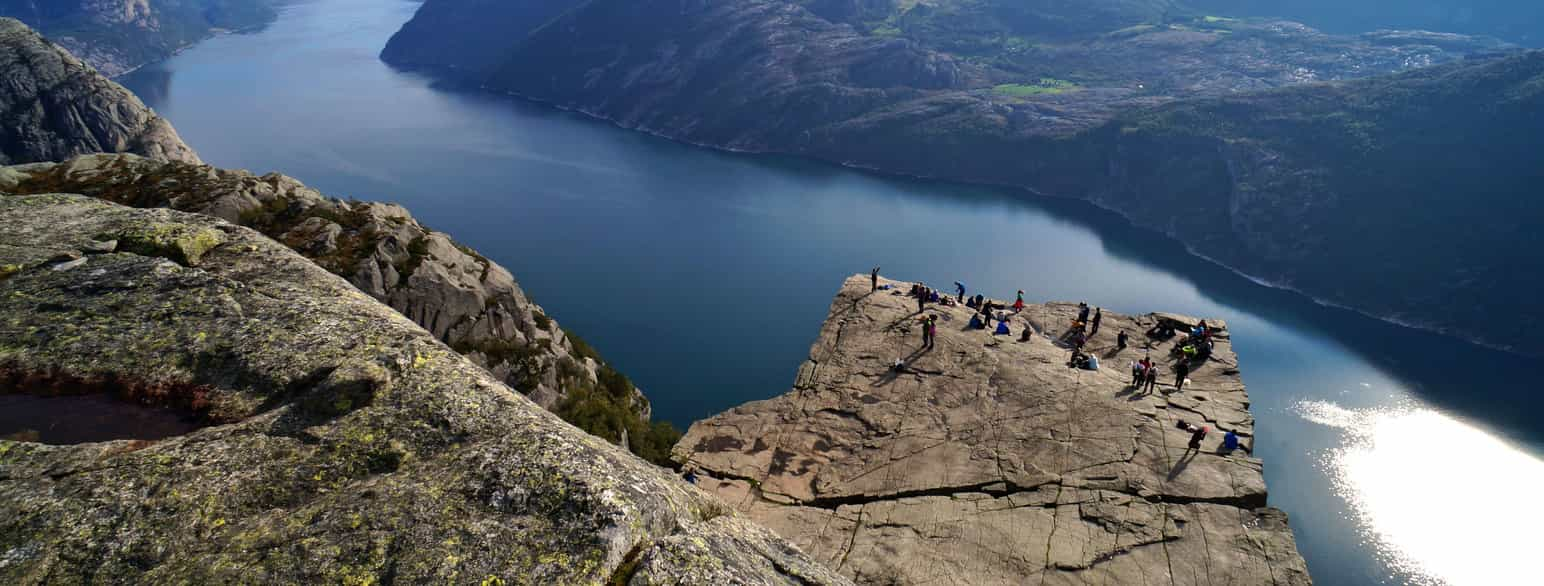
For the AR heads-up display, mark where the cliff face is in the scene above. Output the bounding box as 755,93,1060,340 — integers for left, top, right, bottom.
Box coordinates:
378,0,588,77
0,0,276,76
0,154,679,463
675,276,1309,584
383,0,1543,355
0,194,846,585
0,18,198,165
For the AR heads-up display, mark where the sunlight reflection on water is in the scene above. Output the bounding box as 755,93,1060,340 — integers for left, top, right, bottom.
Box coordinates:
1297,400,1544,585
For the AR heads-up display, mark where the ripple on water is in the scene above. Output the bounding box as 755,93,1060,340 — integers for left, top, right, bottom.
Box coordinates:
1296,399,1544,585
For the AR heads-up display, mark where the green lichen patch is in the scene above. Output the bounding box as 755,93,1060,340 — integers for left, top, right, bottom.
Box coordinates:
114,222,226,266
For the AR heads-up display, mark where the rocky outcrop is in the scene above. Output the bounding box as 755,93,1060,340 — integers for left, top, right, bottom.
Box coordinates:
0,154,660,445
383,0,1543,355
0,193,846,585
0,1,277,76
0,18,198,165
379,0,589,78
674,275,1309,584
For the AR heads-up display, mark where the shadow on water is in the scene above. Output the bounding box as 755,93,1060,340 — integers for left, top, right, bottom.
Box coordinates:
119,64,174,108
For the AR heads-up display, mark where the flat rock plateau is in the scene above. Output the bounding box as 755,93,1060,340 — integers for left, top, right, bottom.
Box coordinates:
676,275,1309,584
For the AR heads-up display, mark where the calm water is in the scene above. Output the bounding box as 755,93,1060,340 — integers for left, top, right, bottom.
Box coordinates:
0,394,202,444
119,1,1544,583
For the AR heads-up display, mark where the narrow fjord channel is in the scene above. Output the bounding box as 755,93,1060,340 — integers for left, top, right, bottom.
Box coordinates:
119,1,1544,583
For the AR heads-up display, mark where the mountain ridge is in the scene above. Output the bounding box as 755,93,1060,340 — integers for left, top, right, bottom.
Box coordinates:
382,0,1544,355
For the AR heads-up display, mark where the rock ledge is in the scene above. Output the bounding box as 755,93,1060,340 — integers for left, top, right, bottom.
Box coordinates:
675,275,1309,584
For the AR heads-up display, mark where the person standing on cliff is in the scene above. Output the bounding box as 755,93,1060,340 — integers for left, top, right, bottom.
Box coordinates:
1145,364,1160,394
1013,290,1025,312
920,315,932,348
927,315,938,349
871,267,881,291
955,282,966,303
1091,308,1103,335
1174,359,1190,393
917,287,927,314
1185,425,1209,454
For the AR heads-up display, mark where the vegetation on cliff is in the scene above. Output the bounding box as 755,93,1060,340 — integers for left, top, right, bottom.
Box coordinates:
0,154,682,464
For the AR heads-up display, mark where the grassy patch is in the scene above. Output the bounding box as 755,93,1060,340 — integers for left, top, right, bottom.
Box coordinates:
993,78,1079,97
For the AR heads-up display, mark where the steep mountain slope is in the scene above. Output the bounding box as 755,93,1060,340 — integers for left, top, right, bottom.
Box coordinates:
0,18,198,165
379,0,587,77
0,194,848,585
0,154,683,464
0,18,678,462
382,0,1544,354
0,0,276,75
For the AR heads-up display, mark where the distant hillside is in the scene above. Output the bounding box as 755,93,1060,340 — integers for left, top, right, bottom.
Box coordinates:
383,0,1543,354
1184,0,1544,46
0,0,275,75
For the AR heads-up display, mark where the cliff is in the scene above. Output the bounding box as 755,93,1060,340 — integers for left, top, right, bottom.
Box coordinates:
0,0,276,76
0,154,679,464
382,0,1543,355
675,275,1309,583
0,193,847,585
0,18,198,165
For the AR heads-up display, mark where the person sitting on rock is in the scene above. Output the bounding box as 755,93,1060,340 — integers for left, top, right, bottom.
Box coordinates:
1222,430,1240,453
995,319,1011,335
1020,323,1034,342
1182,344,1199,360
1117,329,1129,350
969,313,985,330
1068,349,1090,369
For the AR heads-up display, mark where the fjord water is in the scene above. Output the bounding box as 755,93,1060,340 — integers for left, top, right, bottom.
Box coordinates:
120,1,1544,583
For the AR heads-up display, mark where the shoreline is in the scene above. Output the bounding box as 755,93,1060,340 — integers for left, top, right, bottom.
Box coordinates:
377,59,1520,358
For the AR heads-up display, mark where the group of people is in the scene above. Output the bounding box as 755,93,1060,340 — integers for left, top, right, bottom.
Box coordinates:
1174,320,1215,362
876,268,1240,457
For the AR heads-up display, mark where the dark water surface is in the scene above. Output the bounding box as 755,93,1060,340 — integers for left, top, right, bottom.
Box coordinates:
0,394,202,444
119,1,1543,583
